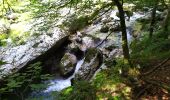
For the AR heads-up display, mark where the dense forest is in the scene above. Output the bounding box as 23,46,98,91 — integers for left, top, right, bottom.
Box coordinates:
0,0,170,99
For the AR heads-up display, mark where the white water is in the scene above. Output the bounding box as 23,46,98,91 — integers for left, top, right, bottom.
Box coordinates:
44,59,84,93
29,59,84,99
41,10,142,93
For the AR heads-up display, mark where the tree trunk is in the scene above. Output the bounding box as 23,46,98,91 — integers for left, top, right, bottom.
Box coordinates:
149,0,158,38
163,5,170,38
112,0,130,62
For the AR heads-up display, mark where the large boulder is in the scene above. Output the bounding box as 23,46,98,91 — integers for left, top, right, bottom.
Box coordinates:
0,28,68,80
60,53,77,77
74,48,103,81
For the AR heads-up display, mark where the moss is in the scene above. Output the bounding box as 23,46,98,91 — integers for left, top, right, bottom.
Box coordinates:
60,86,73,96
59,81,96,100
85,48,98,63
63,15,89,34
0,34,8,46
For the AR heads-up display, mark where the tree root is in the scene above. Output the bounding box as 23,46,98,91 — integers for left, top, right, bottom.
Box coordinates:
142,58,170,76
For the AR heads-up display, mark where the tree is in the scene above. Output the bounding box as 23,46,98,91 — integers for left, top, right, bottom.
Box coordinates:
112,0,131,64
149,0,159,38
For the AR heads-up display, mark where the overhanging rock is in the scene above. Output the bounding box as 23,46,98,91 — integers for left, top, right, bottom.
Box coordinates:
0,28,68,80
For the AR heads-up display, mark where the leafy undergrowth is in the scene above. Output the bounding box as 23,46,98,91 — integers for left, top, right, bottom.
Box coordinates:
59,32,170,100
59,59,132,100
130,32,170,99
131,31,170,66
0,62,52,100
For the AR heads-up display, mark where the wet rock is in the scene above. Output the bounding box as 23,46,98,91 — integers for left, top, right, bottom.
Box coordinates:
74,48,103,81
100,25,109,33
60,53,77,77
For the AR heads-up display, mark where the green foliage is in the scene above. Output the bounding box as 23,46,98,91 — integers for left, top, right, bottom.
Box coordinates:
0,62,52,99
131,31,170,65
93,59,129,88
128,0,159,10
90,58,132,99
0,34,8,46
0,60,7,66
62,14,89,33
59,81,96,100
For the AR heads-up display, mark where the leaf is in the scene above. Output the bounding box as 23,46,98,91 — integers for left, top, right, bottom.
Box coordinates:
30,83,47,91
0,60,7,66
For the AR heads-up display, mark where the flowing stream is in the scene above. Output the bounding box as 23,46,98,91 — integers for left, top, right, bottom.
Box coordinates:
29,59,84,99
28,10,146,99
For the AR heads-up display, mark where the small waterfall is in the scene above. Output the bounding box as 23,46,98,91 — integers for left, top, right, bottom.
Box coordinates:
29,59,84,99
28,11,146,100
44,59,84,92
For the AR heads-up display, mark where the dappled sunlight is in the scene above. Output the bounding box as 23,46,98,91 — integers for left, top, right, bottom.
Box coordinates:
0,0,170,99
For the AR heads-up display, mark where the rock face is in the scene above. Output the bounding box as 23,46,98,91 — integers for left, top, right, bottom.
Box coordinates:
74,48,103,81
60,53,77,77
0,28,68,80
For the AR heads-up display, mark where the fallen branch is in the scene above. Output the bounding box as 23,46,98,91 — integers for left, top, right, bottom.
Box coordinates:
142,58,170,75
142,78,170,91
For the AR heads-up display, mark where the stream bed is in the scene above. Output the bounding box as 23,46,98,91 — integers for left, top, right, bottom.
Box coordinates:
27,11,146,99
0,7,148,100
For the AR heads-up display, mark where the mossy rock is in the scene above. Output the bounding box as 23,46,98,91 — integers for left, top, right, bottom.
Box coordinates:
74,48,103,81
60,86,73,96
84,48,98,63
60,53,77,77
63,15,89,34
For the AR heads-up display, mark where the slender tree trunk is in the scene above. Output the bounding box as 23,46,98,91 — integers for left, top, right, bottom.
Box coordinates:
163,5,170,38
112,0,130,62
149,0,158,38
